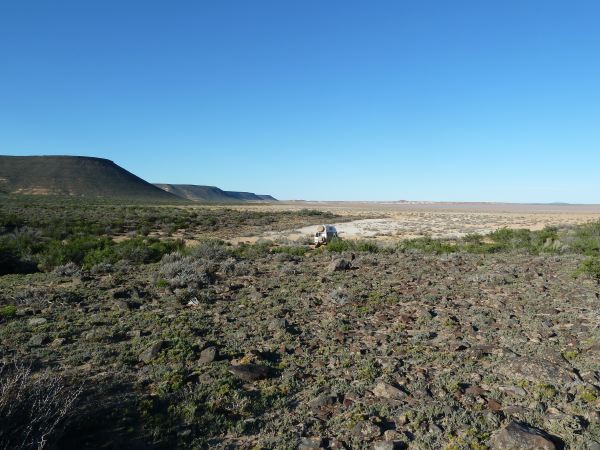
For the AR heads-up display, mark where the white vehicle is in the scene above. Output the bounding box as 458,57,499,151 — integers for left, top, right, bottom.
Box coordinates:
314,224,338,246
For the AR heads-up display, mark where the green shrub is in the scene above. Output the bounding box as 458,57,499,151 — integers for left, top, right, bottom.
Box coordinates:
354,241,380,253
39,236,112,270
570,222,600,255
324,238,353,253
574,257,600,283
271,246,308,257
0,305,17,320
0,237,38,275
398,237,456,254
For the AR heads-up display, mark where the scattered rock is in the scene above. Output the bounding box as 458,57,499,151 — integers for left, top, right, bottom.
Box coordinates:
498,356,578,384
329,258,352,272
113,299,130,310
50,337,66,347
139,340,164,363
269,318,288,331
28,334,48,346
490,421,558,449
353,421,382,439
229,363,272,381
299,436,324,449
28,317,47,326
198,346,217,365
372,441,396,450
373,381,406,400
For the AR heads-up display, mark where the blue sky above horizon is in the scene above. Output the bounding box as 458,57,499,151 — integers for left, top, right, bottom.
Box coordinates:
1,1,600,202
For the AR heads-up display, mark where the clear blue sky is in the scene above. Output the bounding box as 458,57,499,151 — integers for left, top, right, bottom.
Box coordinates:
1,1,599,202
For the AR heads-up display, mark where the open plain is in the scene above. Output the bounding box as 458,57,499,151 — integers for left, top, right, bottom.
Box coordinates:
227,201,600,243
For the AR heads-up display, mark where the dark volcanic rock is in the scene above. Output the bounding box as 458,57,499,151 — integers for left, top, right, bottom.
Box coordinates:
229,363,272,381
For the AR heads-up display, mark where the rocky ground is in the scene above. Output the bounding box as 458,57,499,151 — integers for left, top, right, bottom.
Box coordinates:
2,240,600,449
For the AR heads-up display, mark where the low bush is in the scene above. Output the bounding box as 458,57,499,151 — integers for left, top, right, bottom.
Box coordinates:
574,257,600,283
156,253,216,293
325,238,380,253
0,305,17,322
398,237,456,254
271,246,308,257
0,361,82,450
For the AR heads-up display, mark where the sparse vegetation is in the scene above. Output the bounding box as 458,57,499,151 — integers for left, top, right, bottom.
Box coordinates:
2,197,600,449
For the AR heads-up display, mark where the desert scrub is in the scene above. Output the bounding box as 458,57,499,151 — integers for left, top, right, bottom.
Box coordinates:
0,305,17,321
398,236,456,254
156,252,216,293
188,238,231,261
325,238,380,253
574,257,600,283
0,361,83,450
271,245,308,257
577,385,599,404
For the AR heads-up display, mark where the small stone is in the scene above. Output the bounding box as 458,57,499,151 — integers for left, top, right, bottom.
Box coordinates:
329,438,346,449
353,421,381,439
269,318,288,331
50,337,66,347
384,430,404,440
139,340,164,363
396,414,409,426
372,441,395,450
198,346,217,365
490,421,557,449
429,423,443,434
28,334,48,346
28,317,47,326
499,385,527,396
487,399,503,412
113,300,130,310
465,385,487,396
299,436,324,449
373,382,406,400
229,363,271,381
329,258,352,272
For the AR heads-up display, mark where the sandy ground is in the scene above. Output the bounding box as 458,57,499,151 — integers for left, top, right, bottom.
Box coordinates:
229,201,600,243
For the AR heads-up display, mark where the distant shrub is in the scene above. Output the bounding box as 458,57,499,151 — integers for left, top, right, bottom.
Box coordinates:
569,221,600,256
297,209,326,216
574,257,600,283
0,237,38,275
398,237,456,254
189,239,231,262
325,238,380,253
325,238,354,253
488,228,534,252
271,246,308,257
354,241,380,253
52,262,81,278
39,236,112,270
232,241,272,259
115,237,184,265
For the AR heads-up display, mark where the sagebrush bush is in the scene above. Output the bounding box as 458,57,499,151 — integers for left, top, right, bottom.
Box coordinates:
0,361,82,450
189,239,231,262
157,253,216,292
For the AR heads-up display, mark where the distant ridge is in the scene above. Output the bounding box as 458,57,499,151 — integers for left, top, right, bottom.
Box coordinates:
155,184,277,203
0,155,182,201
